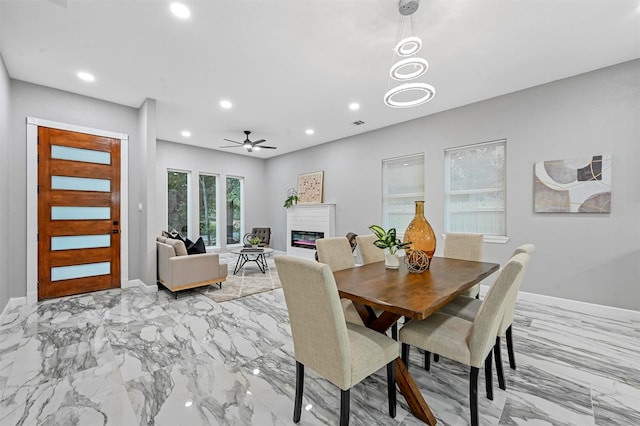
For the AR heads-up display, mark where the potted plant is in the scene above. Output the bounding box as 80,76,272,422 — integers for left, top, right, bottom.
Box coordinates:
249,235,262,247
369,225,412,269
283,188,299,208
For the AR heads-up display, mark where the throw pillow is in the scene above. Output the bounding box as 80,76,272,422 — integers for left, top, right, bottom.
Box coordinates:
187,237,206,255
166,238,188,256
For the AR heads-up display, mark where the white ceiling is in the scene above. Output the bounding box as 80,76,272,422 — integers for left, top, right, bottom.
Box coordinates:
1,0,639,158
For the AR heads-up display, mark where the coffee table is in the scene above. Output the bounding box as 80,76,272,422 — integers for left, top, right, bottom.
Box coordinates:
230,247,274,275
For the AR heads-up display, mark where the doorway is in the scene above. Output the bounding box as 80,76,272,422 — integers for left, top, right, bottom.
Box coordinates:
37,127,121,299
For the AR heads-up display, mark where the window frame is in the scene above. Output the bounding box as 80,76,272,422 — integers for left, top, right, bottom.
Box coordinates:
444,139,507,243
167,169,191,238
198,172,219,248
382,153,425,238
225,175,245,247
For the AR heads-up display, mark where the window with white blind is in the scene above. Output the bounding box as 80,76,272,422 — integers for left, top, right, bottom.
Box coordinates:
382,154,425,235
444,140,506,240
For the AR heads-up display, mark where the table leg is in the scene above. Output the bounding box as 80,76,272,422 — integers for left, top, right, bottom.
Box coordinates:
256,254,266,273
350,301,437,425
395,358,437,425
233,254,248,275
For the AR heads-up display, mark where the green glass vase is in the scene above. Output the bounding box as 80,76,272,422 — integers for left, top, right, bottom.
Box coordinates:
403,201,436,267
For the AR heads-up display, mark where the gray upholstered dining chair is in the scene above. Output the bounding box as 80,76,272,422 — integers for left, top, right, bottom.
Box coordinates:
443,233,484,298
275,256,399,426
316,237,364,325
440,243,535,389
356,234,386,265
399,253,530,426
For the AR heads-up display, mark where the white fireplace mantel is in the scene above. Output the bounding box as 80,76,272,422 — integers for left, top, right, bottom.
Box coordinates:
286,203,335,259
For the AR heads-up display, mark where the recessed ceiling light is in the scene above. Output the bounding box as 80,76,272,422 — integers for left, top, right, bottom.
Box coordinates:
349,102,360,110
77,71,95,82
181,130,191,137
220,100,232,109
170,3,190,19
305,129,314,135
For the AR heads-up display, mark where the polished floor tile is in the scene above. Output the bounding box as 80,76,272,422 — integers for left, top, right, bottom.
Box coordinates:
0,259,638,425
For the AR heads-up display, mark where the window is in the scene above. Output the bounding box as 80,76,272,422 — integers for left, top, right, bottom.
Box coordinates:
444,140,506,238
167,170,190,235
226,176,244,244
382,154,425,234
199,173,218,247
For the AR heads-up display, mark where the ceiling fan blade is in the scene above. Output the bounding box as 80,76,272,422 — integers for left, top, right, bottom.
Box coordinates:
223,139,243,144
252,139,267,145
220,145,243,148
260,145,277,149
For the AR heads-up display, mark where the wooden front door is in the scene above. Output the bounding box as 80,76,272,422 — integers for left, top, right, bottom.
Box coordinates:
38,127,121,299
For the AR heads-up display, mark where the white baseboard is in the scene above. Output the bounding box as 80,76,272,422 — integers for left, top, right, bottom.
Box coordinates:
126,279,157,293
0,296,27,320
480,284,640,321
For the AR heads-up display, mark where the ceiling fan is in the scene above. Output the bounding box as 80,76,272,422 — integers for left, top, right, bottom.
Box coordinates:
220,130,277,153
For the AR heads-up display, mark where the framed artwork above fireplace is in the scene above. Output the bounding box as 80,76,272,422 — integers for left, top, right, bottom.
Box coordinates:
297,171,324,203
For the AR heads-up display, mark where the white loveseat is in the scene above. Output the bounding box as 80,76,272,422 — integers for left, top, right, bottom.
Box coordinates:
156,236,227,297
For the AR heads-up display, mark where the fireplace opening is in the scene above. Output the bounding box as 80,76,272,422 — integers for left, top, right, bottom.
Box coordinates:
291,230,324,250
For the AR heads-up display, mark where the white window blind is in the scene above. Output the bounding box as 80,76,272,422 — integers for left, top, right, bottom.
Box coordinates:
382,154,425,234
444,140,506,237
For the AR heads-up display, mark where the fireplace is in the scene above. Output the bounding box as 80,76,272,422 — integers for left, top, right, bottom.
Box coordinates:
286,204,335,259
291,230,324,250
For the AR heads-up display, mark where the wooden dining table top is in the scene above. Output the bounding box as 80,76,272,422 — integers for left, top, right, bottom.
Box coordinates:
333,256,500,321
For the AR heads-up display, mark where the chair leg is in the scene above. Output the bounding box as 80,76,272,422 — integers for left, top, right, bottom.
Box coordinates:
294,361,304,423
494,336,506,390
340,389,350,426
470,367,479,426
401,343,410,367
391,322,398,340
424,351,431,371
506,325,516,370
387,361,396,418
485,350,493,401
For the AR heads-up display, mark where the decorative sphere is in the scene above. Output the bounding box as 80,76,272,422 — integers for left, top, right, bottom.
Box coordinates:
405,249,430,273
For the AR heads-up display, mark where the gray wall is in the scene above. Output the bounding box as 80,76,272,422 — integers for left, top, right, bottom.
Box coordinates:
156,140,269,251
1,54,637,313
0,54,11,311
9,80,142,299
266,59,640,311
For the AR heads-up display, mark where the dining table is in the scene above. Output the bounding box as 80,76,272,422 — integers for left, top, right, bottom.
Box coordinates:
333,256,500,425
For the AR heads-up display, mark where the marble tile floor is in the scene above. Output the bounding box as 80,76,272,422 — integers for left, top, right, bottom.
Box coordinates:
0,281,638,425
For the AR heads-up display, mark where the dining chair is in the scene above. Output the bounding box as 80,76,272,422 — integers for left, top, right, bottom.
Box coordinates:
440,243,535,388
399,253,530,426
443,233,484,298
356,234,386,264
275,255,399,426
316,237,364,326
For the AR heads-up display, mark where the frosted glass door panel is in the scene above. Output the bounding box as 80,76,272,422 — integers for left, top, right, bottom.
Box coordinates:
51,235,111,251
51,145,110,164
51,207,111,220
51,262,111,281
52,176,111,192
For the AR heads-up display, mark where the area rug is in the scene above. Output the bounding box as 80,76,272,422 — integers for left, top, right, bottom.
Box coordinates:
196,251,282,303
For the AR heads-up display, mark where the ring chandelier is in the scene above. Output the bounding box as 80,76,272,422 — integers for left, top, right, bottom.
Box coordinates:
384,0,436,108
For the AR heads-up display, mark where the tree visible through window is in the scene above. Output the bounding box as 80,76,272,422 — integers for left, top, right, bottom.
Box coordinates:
167,170,189,235
226,176,243,244
444,140,506,236
199,174,217,246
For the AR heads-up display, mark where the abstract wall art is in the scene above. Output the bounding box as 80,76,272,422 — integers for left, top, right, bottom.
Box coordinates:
534,154,611,213
297,171,324,204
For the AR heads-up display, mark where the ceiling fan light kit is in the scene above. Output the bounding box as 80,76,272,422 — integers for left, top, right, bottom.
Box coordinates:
220,130,277,153
384,0,436,109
